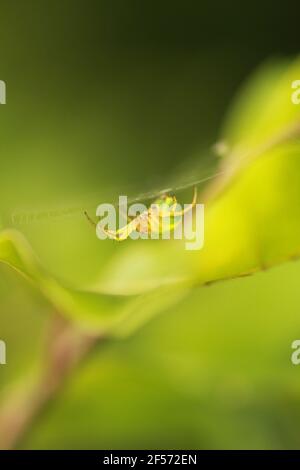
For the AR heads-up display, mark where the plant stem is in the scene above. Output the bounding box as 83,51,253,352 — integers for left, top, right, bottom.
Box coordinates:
0,316,104,450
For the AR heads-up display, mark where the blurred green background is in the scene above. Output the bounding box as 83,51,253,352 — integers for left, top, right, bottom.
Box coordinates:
1,0,300,449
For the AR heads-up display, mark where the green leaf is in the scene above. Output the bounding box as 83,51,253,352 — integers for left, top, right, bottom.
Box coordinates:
192,57,300,283
1,57,300,333
0,229,188,334
221,58,300,154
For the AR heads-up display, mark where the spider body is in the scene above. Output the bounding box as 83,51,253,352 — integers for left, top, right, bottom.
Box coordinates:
85,187,197,241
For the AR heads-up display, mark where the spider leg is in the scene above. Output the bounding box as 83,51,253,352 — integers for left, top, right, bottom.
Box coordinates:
148,211,182,236
148,212,160,234
84,211,97,227
157,204,179,218
170,186,197,216
102,218,140,241
156,187,197,218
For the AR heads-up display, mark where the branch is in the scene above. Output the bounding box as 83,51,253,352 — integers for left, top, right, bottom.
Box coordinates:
0,315,104,450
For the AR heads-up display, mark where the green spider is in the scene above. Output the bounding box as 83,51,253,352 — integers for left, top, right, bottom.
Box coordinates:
85,186,197,241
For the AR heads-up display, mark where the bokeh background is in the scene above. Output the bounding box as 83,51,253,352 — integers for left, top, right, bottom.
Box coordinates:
0,0,300,449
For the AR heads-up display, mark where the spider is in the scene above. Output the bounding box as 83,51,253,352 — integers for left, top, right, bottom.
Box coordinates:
85,186,197,241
